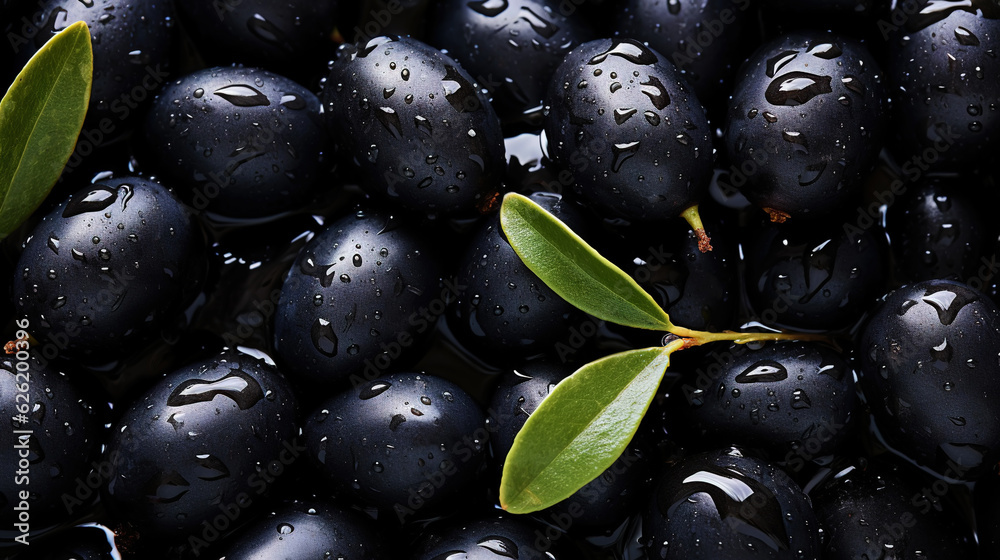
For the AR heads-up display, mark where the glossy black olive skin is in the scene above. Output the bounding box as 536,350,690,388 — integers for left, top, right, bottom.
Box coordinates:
743,216,888,331
450,193,587,359
859,279,1000,480
544,38,714,223
413,513,563,560
9,0,175,128
103,351,298,539
812,462,975,559
884,2,1000,173
487,360,573,466
20,523,122,559
607,211,739,343
885,178,992,285
681,342,858,460
216,500,385,559
428,0,593,130
725,32,887,220
303,373,486,522
643,448,822,559
0,358,102,539
173,0,339,72
615,0,753,105
489,359,652,529
11,176,204,363
323,36,506,219
191,212,325,356
143,66,331,219
273,211,441,391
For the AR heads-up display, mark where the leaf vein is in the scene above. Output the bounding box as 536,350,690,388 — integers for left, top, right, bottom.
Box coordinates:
508,349,667,506
511,204,666,328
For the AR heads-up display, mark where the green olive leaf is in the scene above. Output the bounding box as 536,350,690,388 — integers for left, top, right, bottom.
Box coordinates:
500,192,673,331
499,342,682,513
0,21,93,239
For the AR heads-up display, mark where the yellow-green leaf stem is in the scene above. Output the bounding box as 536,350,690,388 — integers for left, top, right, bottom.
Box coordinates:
670,326,830,347
680,204,713,253
496,192,831,515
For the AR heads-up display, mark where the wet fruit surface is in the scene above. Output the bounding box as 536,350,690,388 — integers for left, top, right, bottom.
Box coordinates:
303,372,485,521
451,192,586,358
3,2,1000,558
9,0,175,127
743,216,888,330
682,342,857,459
544,37,714,222
885,178,992,284
323,36,506,219
173,0,340,72
812,461,976,558
216,499,385,558
429,0,593,130
22,523,123,559
143,66,331,219
413,513,564,559
643,447,822,559
273,210,441,390
884,1,999,172
0,358,102,536
104,350,298,538
615,0,753,106
725,32,887,219
859,279,1000,479
11,176,204,362
607,211,739,340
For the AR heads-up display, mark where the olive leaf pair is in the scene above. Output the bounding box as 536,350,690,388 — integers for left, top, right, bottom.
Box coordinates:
497,193,824,514
0,21,93,239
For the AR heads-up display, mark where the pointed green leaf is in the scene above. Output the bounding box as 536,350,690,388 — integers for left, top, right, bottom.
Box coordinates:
500,192,673,331
0,21,93,239
499,344,679,513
